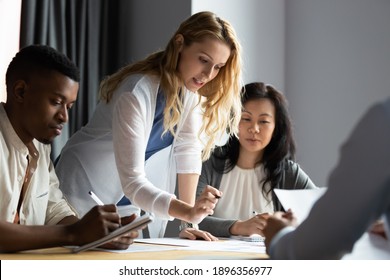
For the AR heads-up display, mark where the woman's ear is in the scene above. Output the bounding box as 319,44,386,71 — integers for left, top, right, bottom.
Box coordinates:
175,34,184,51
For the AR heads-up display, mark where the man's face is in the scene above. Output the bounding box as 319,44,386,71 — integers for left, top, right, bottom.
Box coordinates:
17,70,79,144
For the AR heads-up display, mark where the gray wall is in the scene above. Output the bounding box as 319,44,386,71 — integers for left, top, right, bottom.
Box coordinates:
118,0,191,65
286,0,390,186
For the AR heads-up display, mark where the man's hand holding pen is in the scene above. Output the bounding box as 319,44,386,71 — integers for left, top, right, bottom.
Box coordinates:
86,190,139,250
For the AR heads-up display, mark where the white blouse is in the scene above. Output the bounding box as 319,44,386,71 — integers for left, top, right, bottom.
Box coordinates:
214,164,274,220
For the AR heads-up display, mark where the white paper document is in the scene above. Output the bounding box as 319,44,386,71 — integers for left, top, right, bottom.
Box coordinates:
342,232,390,259
274,188,390,259
273,188,327,224
135,237,266,254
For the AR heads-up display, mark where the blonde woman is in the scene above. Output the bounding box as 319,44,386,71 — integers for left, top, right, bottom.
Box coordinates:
55,11,242,239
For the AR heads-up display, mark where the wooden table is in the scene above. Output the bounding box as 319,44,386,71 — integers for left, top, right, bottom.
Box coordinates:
0,241,268,260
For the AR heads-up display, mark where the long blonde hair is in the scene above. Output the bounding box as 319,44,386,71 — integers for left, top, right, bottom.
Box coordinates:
99,11,242,160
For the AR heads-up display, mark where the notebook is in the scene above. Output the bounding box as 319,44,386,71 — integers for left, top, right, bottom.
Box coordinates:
231,234,264,242
72,213,153,253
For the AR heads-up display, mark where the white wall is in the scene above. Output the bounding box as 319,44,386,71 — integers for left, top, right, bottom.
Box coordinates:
286,0,390,186
0,0,21,102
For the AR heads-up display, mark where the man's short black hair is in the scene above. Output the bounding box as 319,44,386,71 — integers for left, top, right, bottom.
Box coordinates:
5,45,80,89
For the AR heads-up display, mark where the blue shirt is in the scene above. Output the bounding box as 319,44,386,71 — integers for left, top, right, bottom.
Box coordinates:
145,88,174,161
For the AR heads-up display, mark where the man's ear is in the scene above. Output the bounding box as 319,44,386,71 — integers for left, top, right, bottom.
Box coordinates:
12,80,27,103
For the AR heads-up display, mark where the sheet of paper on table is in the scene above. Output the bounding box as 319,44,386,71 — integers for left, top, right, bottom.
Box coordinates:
135,237,266,254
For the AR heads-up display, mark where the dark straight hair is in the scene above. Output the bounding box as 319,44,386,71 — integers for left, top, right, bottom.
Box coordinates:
212,82,296,197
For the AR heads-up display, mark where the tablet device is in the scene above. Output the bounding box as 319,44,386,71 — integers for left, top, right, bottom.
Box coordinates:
72,213,153,253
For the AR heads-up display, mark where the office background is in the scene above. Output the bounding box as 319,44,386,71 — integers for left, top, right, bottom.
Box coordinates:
1,0,389,190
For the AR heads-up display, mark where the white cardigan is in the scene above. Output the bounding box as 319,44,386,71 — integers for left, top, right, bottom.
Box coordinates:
56,74,203,231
